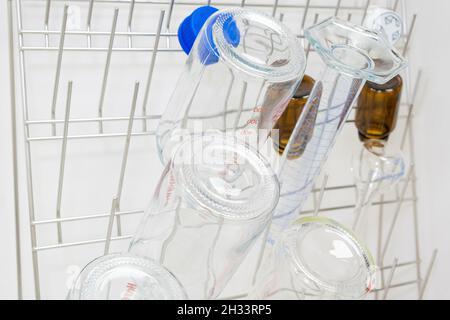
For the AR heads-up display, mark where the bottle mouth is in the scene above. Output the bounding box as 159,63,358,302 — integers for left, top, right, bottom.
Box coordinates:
305,17,407,84
207,8,306,82
69,254,186,300
283,217,377,299
172,133,280,221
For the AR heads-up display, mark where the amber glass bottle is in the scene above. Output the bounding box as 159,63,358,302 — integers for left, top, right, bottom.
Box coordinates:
273,75,315,159
355,75,403,142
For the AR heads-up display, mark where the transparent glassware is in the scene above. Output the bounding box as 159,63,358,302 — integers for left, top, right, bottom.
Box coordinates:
252,217,377,300
351,140,407,230
68,253,186,300
156,8,306,164
271,17,407,230
129,133,280,299
356,73,403,142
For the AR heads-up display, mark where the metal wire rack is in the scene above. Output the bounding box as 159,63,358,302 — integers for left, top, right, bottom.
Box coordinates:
7,0,437,299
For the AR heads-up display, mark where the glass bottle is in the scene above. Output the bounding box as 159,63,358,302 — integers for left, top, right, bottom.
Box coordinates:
272,74,316,159
69,133,279,300
156,8,306,164
355,75,403,142
129,133,279,299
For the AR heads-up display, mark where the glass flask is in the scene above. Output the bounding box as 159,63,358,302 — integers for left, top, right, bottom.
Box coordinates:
68,253,186,300
252,217,376,300
156,8,306,164
129,133,280,299
351,139,407,230
272,74,316,159
271,17,407,230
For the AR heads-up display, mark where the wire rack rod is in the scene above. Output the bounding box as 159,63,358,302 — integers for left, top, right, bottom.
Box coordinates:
23,113,412,141
34,235,132,252
28,196,417,228
21,0,381,11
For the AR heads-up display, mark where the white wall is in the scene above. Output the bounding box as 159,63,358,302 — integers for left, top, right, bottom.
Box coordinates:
402,0,450,300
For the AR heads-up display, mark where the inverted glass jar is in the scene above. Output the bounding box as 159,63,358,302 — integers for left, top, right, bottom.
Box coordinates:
68,254,186,300
130,133,280,299
253,217,376,300
156,8,306,164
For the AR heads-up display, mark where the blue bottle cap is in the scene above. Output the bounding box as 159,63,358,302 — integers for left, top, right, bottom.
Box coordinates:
178,6,240,65
178,6,219,55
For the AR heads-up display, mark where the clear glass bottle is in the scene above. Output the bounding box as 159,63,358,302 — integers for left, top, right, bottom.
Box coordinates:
252,217,377,300
355,75,403,142
129,133,279,299
156,8,306,164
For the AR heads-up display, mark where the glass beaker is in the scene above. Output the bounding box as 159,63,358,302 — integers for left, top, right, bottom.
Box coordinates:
271,17,407,230
68,253,186,300
156,8,306,164
129,133,280,299
252,217,376,300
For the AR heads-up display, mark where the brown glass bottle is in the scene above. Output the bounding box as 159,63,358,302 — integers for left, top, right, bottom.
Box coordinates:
273,74,315,159
355,75,403,142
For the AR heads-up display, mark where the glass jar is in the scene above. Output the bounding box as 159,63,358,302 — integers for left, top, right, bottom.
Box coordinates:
252,217,376,300
130,133,280,299
68,254,186,300
156,8,306,164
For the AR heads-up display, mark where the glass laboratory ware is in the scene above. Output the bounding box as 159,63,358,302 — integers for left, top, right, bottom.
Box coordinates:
252,217,376,300
356,7,404,142
273,74,316,159
351,139,407,230
356,75,403,142
68,254,186,300
129,133,280,299
156,8,306,164
270,17,407,231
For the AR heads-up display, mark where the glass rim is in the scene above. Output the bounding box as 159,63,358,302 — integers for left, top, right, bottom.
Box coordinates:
171,132,280,222
208,8,306,82
70,253,187,300
305,17,407,84
285,216,377,299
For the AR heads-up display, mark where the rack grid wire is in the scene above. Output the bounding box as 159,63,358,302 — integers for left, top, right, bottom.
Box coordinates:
7,0,437,300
